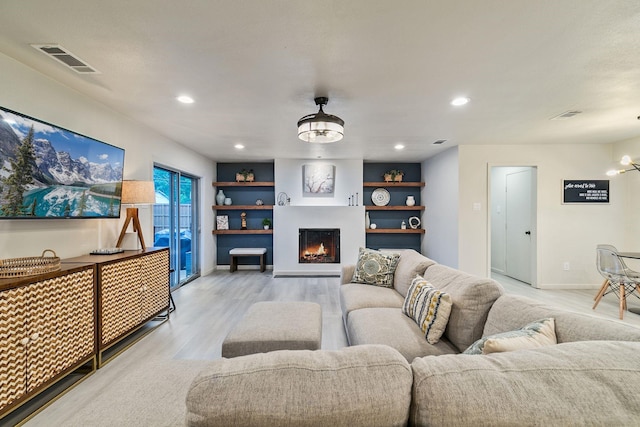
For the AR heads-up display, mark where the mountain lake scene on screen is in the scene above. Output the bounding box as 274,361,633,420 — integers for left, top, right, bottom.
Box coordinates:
0,108,124,218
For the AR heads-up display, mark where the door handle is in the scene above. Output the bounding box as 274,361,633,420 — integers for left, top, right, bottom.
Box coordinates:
525,231,531,235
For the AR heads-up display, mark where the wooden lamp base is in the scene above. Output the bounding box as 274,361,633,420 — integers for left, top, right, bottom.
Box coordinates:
116,207,147,250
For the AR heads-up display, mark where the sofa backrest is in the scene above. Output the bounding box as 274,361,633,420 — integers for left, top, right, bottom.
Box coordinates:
421,264,505,352
390,249,437,296
484,294,640,343
410,340,640,426
185,345,413,427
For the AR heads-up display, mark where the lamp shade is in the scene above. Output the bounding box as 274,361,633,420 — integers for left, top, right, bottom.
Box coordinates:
120,180,156,205
297,97,344,143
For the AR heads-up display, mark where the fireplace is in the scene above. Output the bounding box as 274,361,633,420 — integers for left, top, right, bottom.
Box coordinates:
299,228,340,264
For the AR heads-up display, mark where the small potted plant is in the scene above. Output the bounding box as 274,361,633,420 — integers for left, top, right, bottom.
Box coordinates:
383,169,404,182
236,168,255,182
262,218,272,230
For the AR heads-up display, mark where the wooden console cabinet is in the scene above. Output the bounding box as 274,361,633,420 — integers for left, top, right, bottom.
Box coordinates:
63,248,170,366
0,264,96,421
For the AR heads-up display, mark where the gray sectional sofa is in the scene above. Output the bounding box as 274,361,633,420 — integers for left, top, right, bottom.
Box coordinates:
185,249,640,426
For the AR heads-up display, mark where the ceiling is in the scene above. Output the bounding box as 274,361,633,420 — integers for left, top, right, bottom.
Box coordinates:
1,1,640,162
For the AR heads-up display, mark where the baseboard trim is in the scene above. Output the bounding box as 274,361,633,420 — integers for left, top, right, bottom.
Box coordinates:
536,283,601,290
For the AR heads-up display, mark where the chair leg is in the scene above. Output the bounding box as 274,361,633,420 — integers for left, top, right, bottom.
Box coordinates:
594,279,608,300
593,279,609,307
619,283,626,320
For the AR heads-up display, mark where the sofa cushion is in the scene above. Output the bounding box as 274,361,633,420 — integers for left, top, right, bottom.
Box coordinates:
402,276,452,344
463,317,556,355
389,249,436,297
186,345,413,427
351,247,400,287
422,264,504,352
484,294,640,343
340,283,405,319
410,341,640,426
346,307,459,362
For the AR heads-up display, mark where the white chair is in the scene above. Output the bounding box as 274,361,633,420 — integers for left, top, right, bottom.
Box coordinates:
593,245,640,319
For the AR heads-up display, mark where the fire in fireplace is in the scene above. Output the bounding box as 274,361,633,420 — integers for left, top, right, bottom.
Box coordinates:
299,228,340,263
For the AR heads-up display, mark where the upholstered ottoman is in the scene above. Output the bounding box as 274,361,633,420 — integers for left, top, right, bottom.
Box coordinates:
222,301,322,358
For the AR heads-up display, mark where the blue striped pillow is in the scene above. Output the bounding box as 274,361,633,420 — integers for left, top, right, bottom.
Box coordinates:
402,275,452,344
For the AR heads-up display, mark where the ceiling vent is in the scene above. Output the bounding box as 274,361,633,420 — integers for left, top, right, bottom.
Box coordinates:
30,44,100,74
550,110,582,121
433,139,447,145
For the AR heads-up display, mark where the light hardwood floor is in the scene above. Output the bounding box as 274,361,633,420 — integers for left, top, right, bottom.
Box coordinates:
23,269,640,425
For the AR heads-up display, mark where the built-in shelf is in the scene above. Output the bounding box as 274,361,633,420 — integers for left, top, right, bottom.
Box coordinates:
365,205,425,211
213,205,274,210
363,181,425,188
366,228,425,234
212,229,273,235
213,181,274,187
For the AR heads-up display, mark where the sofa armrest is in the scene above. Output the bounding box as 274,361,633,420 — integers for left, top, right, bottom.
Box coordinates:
340,264,355,285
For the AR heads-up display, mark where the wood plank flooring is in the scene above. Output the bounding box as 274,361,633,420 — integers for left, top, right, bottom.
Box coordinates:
23,269,640,425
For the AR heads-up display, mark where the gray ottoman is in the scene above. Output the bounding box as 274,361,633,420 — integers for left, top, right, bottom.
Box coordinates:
222,302,322,358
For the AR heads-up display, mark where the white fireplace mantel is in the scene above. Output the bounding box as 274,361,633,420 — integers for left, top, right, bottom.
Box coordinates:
273,205,365,276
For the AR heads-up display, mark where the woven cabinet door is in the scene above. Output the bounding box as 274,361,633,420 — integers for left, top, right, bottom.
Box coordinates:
140,250,169,321
0,286,28,413
100,258,142,346
25,268,95,393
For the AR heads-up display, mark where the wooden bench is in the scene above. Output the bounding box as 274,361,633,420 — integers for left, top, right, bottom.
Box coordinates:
229,247,267,272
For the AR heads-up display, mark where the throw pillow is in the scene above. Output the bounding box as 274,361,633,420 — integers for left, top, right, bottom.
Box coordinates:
463,318,557,355
351,247,400,288
402,275,452,344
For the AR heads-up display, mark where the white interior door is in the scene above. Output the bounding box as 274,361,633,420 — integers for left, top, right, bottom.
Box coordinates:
505,169,533,284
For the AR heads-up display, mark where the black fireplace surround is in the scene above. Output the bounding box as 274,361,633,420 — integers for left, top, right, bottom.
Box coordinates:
299,228,340,263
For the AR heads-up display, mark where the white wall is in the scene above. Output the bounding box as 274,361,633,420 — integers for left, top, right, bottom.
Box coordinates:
0,53,216,274
422,147,459,267
275,158,363,206
457,144,625,288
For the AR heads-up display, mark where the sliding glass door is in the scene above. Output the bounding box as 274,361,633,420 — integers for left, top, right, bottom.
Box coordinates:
153,165,200,289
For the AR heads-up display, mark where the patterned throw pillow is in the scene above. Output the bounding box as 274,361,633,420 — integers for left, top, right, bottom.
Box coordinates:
402,275,452,344
350,247,400,287
463,318,557,355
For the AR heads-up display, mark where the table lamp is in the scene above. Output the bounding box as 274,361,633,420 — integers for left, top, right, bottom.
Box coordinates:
116,180,156,250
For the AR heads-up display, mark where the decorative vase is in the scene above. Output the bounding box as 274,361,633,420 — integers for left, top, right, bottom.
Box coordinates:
406,196,415,206
263,225,269,230
365,212,371,229
224,197,232,205
216,189,226,205
401,221,407,230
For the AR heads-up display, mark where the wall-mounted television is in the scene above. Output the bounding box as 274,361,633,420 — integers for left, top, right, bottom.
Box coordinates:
0,106,125,219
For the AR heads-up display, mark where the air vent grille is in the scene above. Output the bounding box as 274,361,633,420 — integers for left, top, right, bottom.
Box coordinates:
550,110,582,121
31,44,100,74
433,139,447,145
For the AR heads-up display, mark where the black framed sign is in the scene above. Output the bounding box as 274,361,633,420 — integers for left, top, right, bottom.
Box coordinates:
563,180,609,204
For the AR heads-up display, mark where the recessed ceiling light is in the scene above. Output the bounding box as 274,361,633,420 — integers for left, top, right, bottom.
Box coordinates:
176,95,194,104
394,144,405,150
451,97,470,106
234,144,245,150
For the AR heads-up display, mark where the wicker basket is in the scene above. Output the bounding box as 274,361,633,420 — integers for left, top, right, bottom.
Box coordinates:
0,249,61,279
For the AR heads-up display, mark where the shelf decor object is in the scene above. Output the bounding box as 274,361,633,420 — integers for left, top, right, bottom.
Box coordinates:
236,169,255,182
371,188,391,206
297,97,344,143
383,169,404,182
115,180,156,250
216,189,226,205
216,215,229,230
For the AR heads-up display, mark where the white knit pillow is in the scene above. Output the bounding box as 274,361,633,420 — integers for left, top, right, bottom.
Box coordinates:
402,275,452,344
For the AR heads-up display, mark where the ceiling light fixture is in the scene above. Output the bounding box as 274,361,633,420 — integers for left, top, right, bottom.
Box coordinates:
298,97,344,143
176,95,194,104
606,155,640,176
451,97,470,106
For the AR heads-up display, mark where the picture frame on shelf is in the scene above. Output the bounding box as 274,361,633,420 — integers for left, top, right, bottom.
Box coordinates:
216,215,229,230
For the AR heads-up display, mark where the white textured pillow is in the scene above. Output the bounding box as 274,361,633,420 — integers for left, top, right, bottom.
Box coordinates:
402,275,452,344
463,318,557,355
